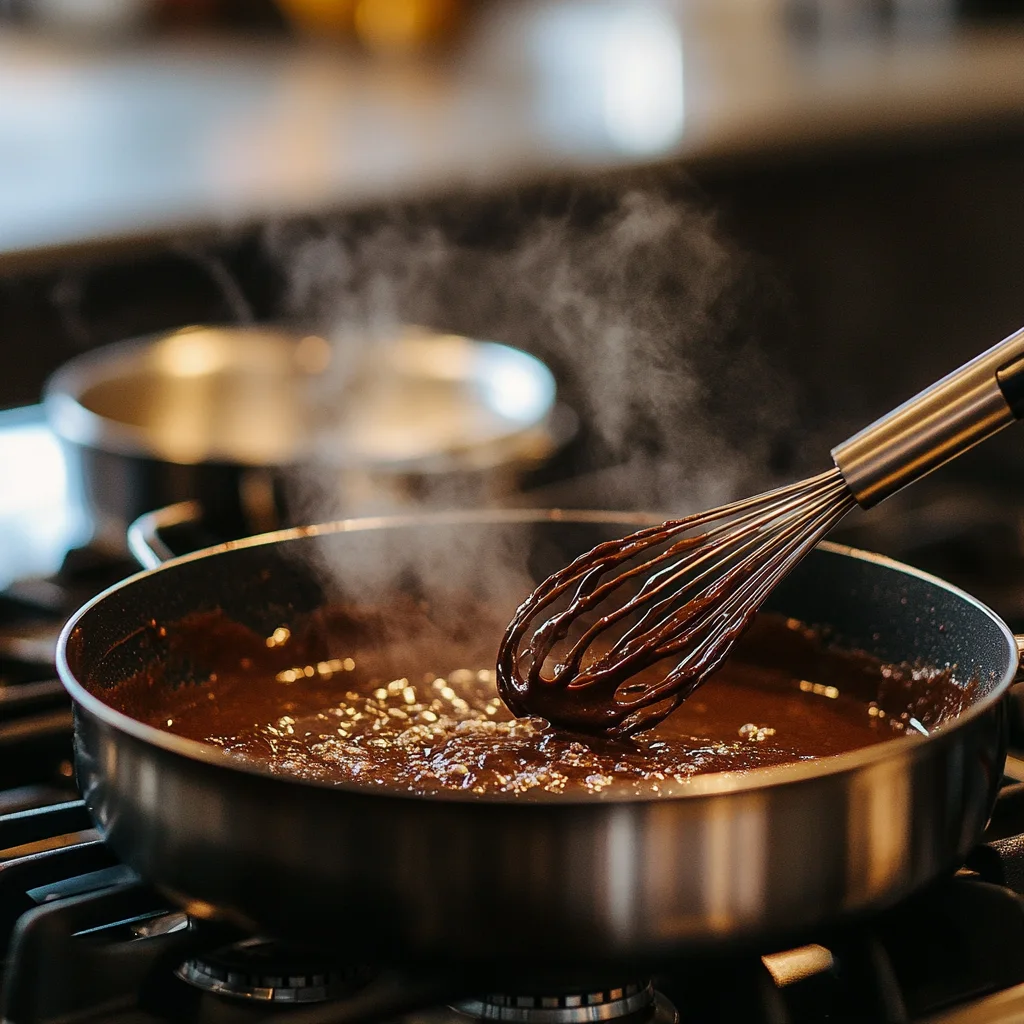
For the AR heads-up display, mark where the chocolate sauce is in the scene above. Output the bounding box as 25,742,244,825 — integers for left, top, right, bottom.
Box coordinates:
92,603,970,798
496,475,857,737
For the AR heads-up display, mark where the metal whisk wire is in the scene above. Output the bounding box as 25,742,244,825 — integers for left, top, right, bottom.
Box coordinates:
497,469,857,735
498,325,1024,736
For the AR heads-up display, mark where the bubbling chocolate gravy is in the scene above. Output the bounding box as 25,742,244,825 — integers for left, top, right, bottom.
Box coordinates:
94,601,970,798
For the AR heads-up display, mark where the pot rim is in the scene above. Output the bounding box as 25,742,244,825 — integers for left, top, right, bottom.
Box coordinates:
42,326,567,474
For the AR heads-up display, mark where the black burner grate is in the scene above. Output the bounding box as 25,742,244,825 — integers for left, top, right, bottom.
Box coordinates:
0,545,137,806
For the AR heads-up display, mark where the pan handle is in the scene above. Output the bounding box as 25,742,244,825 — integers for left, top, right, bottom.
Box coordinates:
1005,634,1024,758
127,501,204,569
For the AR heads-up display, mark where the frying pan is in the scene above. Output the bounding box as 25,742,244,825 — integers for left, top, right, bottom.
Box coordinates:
56,509,1016,969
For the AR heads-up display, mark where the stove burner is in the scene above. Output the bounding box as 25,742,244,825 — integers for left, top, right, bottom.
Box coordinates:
176,937,364,1004
454,983,675,1024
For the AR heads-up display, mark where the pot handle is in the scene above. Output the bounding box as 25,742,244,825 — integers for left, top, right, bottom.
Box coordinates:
127,501,204,569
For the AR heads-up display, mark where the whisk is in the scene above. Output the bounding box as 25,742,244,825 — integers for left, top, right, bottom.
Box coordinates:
497,326,1024,737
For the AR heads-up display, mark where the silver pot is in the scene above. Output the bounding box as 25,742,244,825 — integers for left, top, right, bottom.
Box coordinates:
44,325,572,551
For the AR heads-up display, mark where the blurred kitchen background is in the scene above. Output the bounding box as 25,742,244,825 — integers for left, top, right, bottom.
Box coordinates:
3,0,1024,620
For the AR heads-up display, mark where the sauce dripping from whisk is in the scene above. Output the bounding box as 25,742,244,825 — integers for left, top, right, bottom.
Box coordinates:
496,471,858,736
496,534,757,736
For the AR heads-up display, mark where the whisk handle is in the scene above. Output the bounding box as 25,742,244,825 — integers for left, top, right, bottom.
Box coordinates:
832,324,1024,508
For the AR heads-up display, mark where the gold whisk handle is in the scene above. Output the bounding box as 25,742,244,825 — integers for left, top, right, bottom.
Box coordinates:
831,324,1024,508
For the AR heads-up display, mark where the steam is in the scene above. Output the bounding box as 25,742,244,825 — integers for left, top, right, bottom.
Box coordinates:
270,181,793,509
263,178,797,616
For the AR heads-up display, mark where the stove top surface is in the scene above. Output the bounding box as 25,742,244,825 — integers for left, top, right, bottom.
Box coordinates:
5,406,1024,1022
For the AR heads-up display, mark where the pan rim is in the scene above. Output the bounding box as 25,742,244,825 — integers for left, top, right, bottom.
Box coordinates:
56,508,1018,805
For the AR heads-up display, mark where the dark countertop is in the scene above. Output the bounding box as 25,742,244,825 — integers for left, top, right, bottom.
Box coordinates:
3,1,1024,271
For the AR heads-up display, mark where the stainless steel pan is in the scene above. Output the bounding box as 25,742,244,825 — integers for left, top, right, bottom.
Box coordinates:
56,510,1015,969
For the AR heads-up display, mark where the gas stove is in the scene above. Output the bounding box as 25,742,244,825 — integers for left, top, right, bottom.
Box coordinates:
6,407,1024,1022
